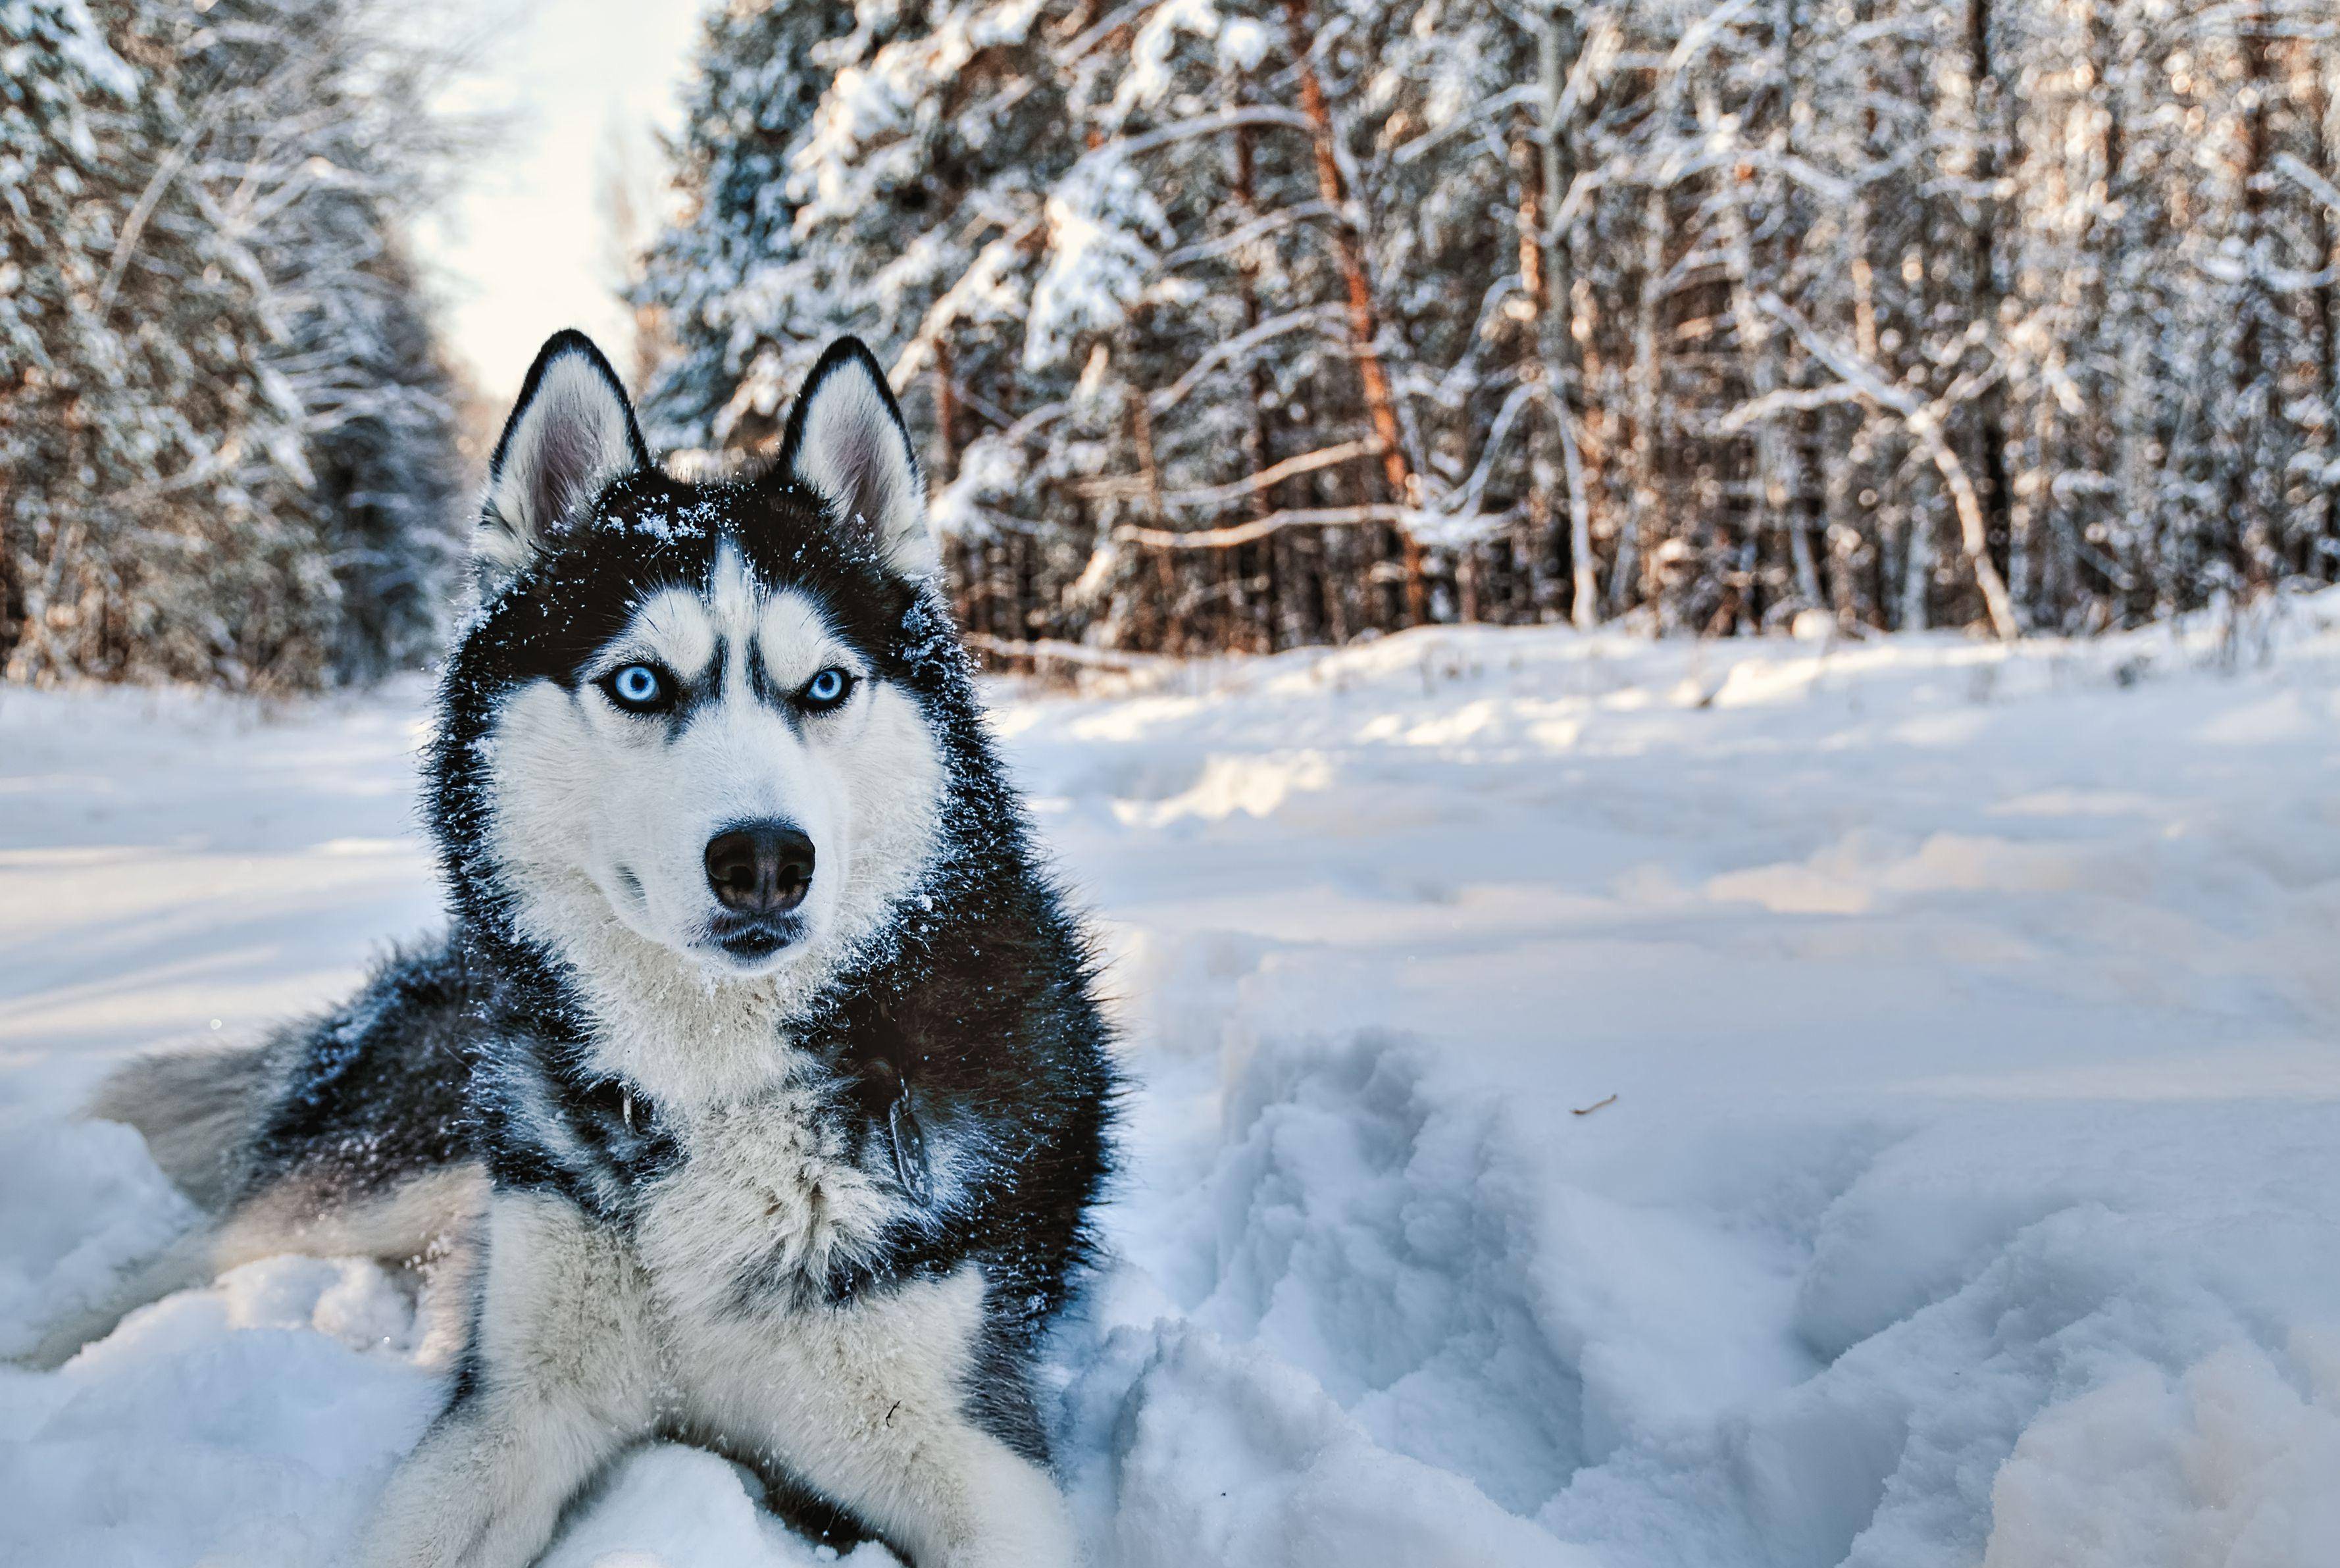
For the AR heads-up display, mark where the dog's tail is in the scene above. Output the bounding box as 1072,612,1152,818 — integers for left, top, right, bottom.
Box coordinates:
11,1045,265,1369
86,1039,276,1213
12,1042,280,1369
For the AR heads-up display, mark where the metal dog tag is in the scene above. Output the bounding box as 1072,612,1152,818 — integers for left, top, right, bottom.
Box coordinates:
888,1091,932,1206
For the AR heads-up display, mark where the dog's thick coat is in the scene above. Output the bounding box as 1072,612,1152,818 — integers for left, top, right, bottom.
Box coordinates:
52,332,1117,1568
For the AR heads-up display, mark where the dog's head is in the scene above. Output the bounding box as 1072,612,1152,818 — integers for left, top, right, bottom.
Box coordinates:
438,332,958,1016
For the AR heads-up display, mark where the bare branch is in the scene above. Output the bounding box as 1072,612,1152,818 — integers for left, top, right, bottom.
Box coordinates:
1148,304,1344,417
1117,503,1416,550
1080,440,1385,507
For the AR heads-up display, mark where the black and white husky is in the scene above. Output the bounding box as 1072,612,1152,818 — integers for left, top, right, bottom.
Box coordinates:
36,332,1118,1567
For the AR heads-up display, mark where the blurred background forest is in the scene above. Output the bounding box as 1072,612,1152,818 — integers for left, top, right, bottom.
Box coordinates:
5,0,2338,688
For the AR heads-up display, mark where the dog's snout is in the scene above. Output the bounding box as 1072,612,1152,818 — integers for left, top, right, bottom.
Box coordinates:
703,822,815,915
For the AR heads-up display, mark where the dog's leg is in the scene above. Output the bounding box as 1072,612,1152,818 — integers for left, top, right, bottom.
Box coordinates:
681,1265,1078,1567
360,1190,659,1568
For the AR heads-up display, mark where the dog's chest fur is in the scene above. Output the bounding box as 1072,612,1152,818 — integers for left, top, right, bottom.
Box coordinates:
630,1086,899,1319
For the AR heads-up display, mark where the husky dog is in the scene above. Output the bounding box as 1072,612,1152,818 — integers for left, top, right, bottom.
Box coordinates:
39,332,1118,1567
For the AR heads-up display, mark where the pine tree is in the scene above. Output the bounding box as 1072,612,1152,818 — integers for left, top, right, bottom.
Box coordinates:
632,0,857,455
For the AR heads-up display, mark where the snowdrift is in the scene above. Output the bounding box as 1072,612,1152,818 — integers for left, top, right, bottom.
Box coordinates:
5,599,2340,1566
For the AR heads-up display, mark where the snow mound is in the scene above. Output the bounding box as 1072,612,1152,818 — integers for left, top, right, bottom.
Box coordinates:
0,1113,195,1362
1071,1321,1587,1567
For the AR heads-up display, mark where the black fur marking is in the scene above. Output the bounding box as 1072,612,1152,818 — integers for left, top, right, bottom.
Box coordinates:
661,634,730,738
442,1267,490,1414
686,632,727,719
743,634,790,717
963,1293,1052,1463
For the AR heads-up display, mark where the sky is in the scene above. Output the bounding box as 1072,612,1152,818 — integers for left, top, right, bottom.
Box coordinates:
410,0,709,406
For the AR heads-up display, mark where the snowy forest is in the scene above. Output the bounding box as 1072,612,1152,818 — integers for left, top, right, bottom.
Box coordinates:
634,0,2340,653
1,0,467,688
7,0,2340,682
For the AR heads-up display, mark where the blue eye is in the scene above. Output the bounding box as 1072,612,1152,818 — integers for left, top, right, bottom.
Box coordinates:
801,667,853,711
604,663,670,712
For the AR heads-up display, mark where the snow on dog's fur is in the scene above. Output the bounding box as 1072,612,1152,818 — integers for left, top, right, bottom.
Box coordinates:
41,332,1119,1568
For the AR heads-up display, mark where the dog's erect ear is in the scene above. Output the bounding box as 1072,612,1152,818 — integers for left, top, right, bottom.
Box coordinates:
778,338,938,580
478,330,651,572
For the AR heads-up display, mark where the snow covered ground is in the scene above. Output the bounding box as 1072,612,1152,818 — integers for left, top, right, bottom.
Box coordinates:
5,601,2340,1567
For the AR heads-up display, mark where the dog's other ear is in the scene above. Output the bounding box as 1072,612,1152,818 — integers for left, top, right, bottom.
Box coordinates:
478,330,651,572
778,337,938,580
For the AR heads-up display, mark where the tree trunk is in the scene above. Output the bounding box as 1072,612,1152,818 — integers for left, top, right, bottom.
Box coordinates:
1625,182,1665,617
2232,0,2274,586
1900,507,1932,632
1965,0,2017,624
2314,51,2340,554
1539,1,1596,628
932,336,959,483
1514,118,1560,619
1232,108,1282,651
1281,0,1426,623
0,387,16,664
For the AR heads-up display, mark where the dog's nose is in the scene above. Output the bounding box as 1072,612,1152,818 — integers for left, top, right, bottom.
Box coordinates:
703,822,815,915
